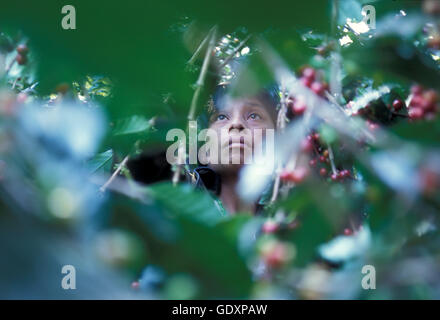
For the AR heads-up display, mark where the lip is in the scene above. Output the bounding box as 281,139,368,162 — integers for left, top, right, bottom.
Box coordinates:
229,142,247,148
227,136,250,149
228,136,249,149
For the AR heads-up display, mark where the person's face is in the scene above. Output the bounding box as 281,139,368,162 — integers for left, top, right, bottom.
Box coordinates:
206,96,276,172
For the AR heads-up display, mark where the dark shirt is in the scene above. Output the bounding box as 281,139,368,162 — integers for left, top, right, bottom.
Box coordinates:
191,166,222,197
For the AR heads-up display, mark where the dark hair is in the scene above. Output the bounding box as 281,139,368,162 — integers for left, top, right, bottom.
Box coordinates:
207,84,280,123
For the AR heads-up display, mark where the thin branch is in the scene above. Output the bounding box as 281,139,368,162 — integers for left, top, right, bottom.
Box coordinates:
5,55,16,75
99,155,130,193
391,112,409,118
188,26,217,121
325,91,376,143
330,0,342,102
187,26,216,66
271,86,288,204
331,0,339,37
270,173,281,204
100,116,156,189
172,142,186,186
327,143,337,175
173,26,216,186
11,78,18,90
276,85,288,131
91,174,149,203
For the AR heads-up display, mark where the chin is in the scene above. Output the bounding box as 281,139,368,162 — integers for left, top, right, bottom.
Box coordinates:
209,162,244,174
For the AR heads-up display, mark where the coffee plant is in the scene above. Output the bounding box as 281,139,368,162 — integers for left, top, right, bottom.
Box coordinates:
0,0,439,299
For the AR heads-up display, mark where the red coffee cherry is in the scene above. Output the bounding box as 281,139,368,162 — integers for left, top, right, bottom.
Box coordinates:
262,220,279,234
16,44,29,55
392,99,405,111
292,100,307,115
409,107,424,120
311,81,325,96
280,167,309,184
313,133,320,141
301,139,314,153
290,167,308,183
302,67,316,81
16,54,27,65
301,77,313,88
411,84,424,95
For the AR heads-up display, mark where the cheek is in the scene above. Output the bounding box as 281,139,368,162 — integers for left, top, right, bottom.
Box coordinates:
208,126,229,146
250,124,275,146
248,119,275,130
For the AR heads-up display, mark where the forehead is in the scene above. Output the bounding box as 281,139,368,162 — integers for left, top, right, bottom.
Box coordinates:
215,96,268,112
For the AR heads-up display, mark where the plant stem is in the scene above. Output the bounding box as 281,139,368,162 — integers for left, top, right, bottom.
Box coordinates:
325,91,376,143
91,174,149,204
100,155,130,193
172,142,185,186
187,26,216,66
330,0,342,102
173,27,216,186
327,143,338,175
5,55,16,75
271,86,288,204
188,26,217,121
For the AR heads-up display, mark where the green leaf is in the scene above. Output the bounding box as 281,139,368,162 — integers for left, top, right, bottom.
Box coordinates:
112,115,153,136
148,181,225,226
343,36,440,89
277,183,350,266
110,194,252,298
391,117,440,147
288,207,335,266
87,149,113,173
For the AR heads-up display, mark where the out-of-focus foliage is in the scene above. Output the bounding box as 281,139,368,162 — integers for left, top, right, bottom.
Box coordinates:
1,0,440,299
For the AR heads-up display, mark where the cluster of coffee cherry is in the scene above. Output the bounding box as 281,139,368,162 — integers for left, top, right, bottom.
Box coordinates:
15,44,29,66
286,67,328,116
279,166,309,184
407,85,438,120
279,130,352,184
262,215,355,240
258,237,295,269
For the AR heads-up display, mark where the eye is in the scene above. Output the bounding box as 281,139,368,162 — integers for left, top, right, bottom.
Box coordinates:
216,114,228,121
248,113,261,120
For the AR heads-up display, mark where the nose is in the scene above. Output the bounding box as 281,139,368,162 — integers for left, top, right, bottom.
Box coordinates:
228,115,246,132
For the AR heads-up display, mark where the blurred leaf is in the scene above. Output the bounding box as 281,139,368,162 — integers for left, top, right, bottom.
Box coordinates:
343,36,440,88
288,205,334,267
110,194,252,298
112,115,154,136
338,0,363,25
391,117,440,147
87,149,113,173
277,184,347,266
148,181,225,226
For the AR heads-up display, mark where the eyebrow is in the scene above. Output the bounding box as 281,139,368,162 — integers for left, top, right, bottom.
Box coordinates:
244,101,263,107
